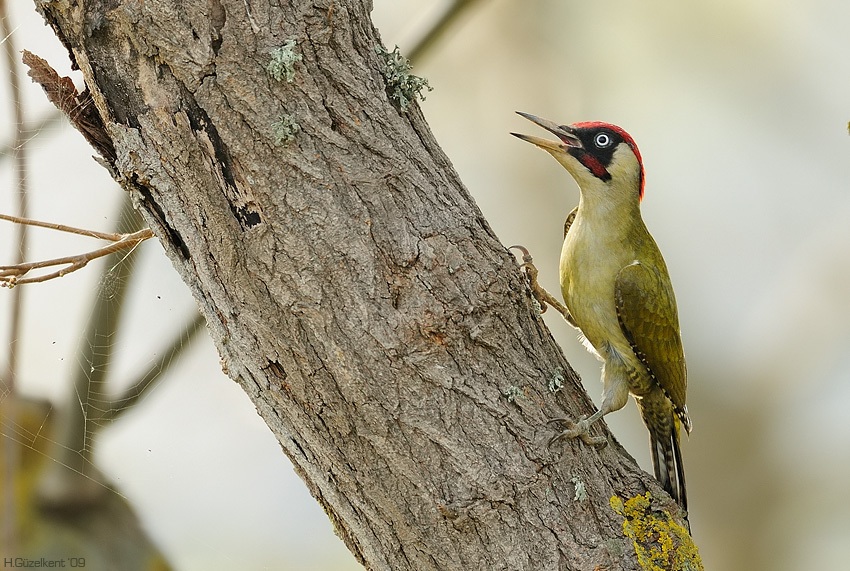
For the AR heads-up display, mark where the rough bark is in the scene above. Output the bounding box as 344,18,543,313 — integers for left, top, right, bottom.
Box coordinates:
31,0,694,569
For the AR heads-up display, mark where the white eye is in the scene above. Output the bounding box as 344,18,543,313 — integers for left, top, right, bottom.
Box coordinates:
594,132,612,148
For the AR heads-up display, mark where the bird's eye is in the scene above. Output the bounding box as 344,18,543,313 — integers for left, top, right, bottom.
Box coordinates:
594,133,612,148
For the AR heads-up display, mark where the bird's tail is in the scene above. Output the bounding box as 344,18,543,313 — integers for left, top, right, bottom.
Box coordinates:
640,404,688,520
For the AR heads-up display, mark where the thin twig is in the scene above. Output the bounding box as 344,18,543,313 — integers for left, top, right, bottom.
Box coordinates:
0,212,127,241
0,228,153,287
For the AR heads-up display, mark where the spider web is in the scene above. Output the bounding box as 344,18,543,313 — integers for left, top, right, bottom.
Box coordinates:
0,100,210,558
0,5,210,560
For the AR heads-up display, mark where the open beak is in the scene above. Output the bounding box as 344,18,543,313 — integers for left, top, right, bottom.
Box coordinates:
510,111,582,153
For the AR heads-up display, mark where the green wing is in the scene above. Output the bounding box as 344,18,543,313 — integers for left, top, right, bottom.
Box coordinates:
615,261,689,427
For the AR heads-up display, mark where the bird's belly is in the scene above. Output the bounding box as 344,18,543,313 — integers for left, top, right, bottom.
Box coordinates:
564,278,620,358
560,235,631,361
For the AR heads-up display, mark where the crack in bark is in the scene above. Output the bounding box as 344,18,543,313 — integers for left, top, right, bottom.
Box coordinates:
178,81,263,230
129,173,190,260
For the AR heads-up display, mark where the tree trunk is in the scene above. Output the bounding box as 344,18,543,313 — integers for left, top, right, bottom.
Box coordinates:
31,0,697,569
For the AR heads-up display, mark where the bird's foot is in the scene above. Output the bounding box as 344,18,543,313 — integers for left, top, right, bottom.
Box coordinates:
547,416,608,449
509,245,572,322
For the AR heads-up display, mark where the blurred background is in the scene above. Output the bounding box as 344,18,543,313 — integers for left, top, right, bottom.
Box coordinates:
2,0,850,569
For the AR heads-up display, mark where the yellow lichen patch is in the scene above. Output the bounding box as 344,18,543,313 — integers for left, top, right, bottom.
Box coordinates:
610,493,703,571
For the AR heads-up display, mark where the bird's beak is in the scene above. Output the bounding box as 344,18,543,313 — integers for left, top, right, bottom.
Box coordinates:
511,111,582,153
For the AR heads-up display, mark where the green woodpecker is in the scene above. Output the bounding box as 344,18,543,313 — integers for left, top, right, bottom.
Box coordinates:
511,112,691,511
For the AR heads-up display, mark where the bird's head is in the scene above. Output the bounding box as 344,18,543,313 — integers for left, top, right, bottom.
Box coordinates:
512,112,645,201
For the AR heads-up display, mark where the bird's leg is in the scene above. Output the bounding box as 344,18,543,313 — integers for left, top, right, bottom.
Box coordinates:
509,245,573,324
548,360,629,450
548,411,608,448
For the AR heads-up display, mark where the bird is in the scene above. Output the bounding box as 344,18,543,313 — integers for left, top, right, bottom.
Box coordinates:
511,111,691,512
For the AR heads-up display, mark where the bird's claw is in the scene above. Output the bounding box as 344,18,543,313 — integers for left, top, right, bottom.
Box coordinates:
547,416,608,449
509,244,535,266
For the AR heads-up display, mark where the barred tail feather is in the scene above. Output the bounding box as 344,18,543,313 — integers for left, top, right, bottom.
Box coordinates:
646,414,688,512
637,397,690,530
671,423,687,513
647,422,690,534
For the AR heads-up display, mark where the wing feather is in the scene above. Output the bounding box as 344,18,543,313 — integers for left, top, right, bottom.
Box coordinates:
615,262,690,431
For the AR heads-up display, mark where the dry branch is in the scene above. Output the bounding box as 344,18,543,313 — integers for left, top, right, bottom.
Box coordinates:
0,213,152,286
